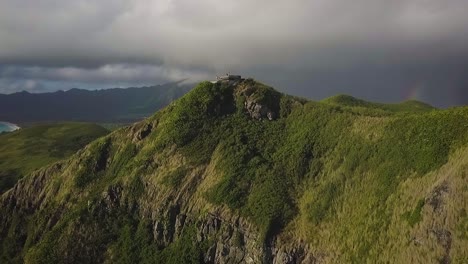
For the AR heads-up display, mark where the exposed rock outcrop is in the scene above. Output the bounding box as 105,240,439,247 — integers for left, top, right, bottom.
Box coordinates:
236,80,280,121
244,99,276,121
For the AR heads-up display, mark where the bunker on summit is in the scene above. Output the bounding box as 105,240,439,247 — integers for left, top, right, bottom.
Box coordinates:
216,74,243,81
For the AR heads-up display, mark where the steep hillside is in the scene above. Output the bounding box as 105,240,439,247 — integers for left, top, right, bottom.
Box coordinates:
0,123,109,194
1,79,467,263
0,82,191,123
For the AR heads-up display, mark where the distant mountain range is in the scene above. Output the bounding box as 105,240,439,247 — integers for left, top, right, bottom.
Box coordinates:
0,82,192,123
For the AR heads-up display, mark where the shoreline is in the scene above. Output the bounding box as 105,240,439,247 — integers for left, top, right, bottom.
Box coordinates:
0,121,20,132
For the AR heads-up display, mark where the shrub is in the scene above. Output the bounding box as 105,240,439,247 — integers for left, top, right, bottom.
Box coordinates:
402,199,425,227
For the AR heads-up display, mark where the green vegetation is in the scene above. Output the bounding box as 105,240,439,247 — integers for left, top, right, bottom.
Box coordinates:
155,225,208,264
0,123,109,193
323,94,435,113
162,167,188,187
402,199,425,227
1,80,468,263
457,209,468,240
98,123,130,131
74,137,111,188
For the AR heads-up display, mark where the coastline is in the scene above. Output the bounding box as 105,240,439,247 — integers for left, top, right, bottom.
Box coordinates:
0,121,20,132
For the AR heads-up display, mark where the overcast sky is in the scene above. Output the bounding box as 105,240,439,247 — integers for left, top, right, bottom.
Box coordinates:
1,0,467,107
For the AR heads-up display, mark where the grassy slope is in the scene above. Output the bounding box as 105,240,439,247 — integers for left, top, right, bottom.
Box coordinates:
283,103,468,262
0,123,109,193
1,80,467,263
142,81,468,262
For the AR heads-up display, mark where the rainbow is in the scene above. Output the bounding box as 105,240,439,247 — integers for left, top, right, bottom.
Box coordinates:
404,82,425,101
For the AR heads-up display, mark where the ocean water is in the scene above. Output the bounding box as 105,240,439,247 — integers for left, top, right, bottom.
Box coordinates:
0,122,20,133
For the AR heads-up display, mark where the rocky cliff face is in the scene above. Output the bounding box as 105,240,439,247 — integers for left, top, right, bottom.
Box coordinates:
0,138,311,264
237,80,279,121
1,80,468,264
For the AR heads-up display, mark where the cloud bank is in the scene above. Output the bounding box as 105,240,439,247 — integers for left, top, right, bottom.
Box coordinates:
1,0,467,106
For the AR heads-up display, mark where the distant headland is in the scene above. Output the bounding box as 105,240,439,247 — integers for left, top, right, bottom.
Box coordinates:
0,121,20,133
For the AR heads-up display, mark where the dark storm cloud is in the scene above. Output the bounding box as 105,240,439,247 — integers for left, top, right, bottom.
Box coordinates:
459,83,468,106
0,64,212,93
0,0,467,106
0,64,211,83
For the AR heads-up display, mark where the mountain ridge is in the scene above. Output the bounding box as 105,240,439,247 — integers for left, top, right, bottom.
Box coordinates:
1,79,467,263
0,82,192,124
322,94,435,112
